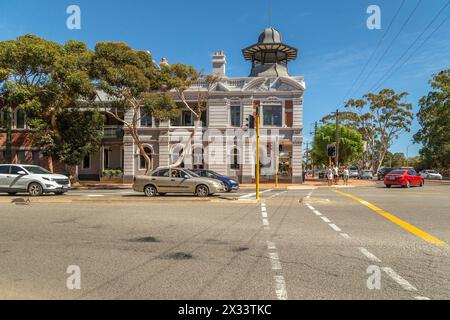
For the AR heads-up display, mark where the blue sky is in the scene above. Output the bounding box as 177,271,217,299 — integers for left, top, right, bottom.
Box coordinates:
1,0,449,156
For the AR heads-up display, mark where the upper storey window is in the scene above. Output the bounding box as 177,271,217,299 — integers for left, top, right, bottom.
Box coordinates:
263,105,282,127
230,105,241,127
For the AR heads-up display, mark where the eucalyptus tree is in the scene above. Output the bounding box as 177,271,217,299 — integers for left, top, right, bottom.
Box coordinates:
158,64,221,167
311,124,364,166
414,69,450,173
0,34,103,178
90,42,180,174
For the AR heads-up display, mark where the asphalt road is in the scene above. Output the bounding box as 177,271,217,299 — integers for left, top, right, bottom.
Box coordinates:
0,183,448,300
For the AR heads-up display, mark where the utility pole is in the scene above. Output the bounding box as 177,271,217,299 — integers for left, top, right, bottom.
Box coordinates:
255,107,261,201
335,109,340,167
305,141,310,174
312,121,317,177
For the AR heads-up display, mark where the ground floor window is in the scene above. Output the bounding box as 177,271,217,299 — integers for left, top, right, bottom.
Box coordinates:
103,148,110,169
230,148,240,169
83,154,91,169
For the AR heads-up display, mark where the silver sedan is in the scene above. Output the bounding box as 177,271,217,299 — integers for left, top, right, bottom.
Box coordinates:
133,167,226,197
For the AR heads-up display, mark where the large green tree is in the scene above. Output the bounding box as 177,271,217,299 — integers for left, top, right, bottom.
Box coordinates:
91,42,181,174
0,34,103,178
311,124,364,166
414,69,450,173
323,89,413,172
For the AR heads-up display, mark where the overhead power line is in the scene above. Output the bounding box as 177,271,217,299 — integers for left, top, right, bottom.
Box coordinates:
371,1,450,91
341,0,406,104
352,0,423,96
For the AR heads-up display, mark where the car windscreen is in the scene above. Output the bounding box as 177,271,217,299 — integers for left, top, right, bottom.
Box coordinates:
185,169,200,177
22,166,51,174
390,170,406,175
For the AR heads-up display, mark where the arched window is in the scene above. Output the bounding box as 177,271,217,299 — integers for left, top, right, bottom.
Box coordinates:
193,145,204,169
139,146,153,170
230,147,240,170
15,109,26,129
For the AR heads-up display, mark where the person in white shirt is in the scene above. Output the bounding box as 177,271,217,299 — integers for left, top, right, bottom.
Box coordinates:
327,167,334,186
343,167,350,185
333,166,339,184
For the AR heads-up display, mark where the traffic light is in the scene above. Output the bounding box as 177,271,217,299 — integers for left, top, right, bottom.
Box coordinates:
327,144,336,158
245,115,255,129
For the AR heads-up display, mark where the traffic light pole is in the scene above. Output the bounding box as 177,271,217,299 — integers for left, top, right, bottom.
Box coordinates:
335,109,340,167
255,108,261,201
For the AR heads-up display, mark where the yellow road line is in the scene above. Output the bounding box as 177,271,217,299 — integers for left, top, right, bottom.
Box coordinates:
333,190,448,248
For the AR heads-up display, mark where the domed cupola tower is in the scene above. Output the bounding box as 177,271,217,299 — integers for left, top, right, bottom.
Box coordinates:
242,27,298,77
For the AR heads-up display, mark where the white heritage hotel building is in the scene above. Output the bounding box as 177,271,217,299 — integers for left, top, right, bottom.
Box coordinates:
78,27,306,184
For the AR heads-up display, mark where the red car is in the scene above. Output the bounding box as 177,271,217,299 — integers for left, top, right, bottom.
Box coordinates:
384,169,424,188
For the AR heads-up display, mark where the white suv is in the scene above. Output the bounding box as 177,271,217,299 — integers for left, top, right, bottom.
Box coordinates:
0,164,71,196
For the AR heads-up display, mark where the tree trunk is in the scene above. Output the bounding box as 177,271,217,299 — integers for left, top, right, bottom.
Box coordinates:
47,155,54,173
132,133,153,175
67,165,79,184
166,115,202,169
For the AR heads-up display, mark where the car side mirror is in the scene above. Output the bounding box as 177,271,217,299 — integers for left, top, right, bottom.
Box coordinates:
17,171,27,175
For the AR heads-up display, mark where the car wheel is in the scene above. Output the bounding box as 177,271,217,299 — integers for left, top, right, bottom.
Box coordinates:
386,185,391,188
8,192,17,196
144,185,157,197
224,184,231,192
196,184,210,197
28,183,43,197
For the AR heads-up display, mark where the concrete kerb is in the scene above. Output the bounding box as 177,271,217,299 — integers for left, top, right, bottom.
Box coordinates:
0,195,255,205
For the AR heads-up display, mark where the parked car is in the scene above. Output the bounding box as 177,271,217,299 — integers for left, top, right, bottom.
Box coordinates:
133,167,226,197
191,169,239,192
384,169,424,188
420,170,443,180
359,170,374,180
377,167,393,181
0,164,71,196
348,167,359,179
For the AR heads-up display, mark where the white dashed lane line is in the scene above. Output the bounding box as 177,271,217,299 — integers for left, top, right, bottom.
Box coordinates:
303,191,430,300
260,202,288,300
329,224,342,232
382,267,418,292
358,247,381,263
320,217,331,223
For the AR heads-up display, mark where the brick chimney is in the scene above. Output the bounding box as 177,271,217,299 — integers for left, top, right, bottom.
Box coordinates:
212,50,226,76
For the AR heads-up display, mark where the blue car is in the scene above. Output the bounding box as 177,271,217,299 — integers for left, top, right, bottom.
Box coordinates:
192,169,240,192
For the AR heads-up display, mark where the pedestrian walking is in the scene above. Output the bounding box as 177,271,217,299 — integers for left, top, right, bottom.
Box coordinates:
333,165,339,185
327,167,334,186
343,167,349,185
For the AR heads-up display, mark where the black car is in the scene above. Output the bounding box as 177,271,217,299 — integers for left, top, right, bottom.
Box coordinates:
377,167,393,181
